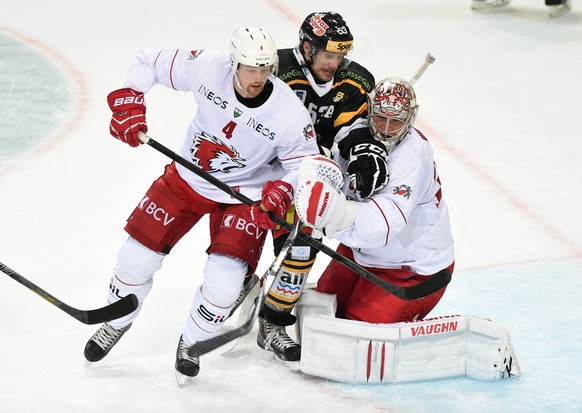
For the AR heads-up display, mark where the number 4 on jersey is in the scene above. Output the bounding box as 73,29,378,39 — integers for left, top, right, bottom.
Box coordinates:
222,121,237,139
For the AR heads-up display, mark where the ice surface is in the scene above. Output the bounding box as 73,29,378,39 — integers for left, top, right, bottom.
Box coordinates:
1,1,581,412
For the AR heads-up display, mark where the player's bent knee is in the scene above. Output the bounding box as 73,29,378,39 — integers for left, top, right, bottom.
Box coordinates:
115,236,165,284
201,253,248,306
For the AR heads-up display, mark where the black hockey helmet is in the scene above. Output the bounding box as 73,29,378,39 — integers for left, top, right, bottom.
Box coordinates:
298,12,354,54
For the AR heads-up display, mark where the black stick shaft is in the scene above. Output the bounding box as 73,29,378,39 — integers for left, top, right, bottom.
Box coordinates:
141,135,450,300
1,261,138,324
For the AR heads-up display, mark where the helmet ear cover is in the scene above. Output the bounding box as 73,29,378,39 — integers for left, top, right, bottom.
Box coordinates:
368,77,419,151
230,27,279,75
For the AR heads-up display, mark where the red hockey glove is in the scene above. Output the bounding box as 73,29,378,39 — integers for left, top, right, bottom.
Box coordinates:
107,88,147,147
248,204,277,230
260,180,294,218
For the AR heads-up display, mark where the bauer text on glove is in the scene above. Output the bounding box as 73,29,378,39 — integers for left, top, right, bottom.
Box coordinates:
107,88,147,147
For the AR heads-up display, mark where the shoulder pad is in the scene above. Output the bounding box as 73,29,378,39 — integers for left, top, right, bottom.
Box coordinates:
337,61,375,93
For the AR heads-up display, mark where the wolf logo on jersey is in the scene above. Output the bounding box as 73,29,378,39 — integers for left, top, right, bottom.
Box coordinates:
190,132,246,173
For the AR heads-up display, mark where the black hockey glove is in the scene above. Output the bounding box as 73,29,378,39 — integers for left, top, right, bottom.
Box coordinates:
346,141,389,198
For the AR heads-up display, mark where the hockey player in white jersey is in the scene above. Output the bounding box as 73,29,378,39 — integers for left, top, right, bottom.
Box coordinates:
296,76,454,323
83,27,319,380
293,78,520,384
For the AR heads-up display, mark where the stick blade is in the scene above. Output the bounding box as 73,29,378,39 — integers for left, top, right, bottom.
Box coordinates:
75,294,139,325
187,290,263,358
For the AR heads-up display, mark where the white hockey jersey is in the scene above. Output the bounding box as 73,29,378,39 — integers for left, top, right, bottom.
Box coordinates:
122,48,319,203
334,128,454,275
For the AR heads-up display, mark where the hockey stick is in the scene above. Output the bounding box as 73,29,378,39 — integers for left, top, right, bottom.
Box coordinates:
186,220,304,358
138,133,450,300
187,275,265,358
0,261,139,325
409,53,435,86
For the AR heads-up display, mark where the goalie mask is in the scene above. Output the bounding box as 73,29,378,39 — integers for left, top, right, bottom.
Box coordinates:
230,27,278,75
368,77,418,151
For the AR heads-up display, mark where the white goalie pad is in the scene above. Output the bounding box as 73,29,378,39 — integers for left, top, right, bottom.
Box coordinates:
296,292,520,384
293,288,337,344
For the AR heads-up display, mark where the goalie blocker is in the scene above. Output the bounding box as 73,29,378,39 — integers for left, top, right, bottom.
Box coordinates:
295,290,520,384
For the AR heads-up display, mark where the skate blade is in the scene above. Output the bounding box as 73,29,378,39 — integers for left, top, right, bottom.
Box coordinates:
175,371,192,388
262,351,301,372
284,360,301,372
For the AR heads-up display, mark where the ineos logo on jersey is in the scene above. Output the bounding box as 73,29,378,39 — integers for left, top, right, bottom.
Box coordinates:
138,196,175,226
246,117,276,140
221,214,265,239
197,84,228,109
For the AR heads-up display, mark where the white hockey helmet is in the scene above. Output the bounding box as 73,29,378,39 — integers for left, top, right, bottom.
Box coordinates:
368,77,418,151
229,27,278,75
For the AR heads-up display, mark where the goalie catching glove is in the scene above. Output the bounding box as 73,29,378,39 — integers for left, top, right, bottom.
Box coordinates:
346,140,389,199
295,155,358,238
107,88,147,147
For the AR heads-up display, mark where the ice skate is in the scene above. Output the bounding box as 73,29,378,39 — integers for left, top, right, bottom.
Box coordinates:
257,316,301,368
471,0,510,10
175,335,200,387
548,0,571,17
84,322,131,362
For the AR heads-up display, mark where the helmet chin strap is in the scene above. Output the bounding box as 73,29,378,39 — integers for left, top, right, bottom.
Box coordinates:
233,71,252,98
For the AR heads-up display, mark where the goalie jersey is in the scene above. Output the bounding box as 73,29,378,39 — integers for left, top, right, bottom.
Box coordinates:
277,47,375,151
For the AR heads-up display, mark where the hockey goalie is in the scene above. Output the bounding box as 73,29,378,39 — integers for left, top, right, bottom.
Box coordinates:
294,290,520,384
291,76,520,383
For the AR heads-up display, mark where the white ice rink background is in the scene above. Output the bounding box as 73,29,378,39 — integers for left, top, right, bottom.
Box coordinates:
1,1,581,412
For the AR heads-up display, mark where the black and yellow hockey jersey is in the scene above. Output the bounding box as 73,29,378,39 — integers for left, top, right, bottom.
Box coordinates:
277,48,375,152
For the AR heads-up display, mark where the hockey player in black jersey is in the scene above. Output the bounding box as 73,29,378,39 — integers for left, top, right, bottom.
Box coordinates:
257,11,390,363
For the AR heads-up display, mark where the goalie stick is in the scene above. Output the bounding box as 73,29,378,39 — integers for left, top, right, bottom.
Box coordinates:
0,261,139,325
186,220,304,358
138,133,451,301
409,52,435,86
